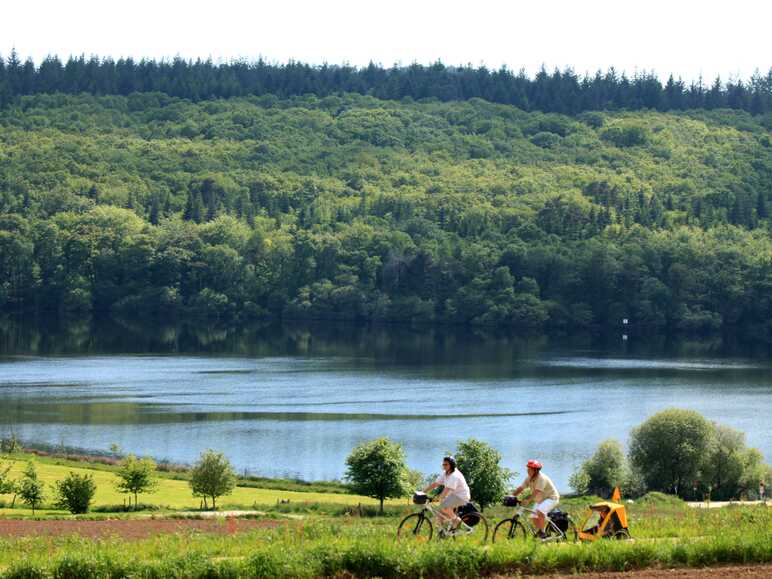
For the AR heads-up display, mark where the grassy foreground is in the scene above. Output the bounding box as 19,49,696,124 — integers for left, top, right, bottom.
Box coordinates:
0,484,770,578
0,505,770,578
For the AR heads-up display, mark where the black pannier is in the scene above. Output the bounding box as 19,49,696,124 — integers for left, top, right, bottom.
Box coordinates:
549,509,569,533
502,495,520,507
413,491,429,505
457,502,481,526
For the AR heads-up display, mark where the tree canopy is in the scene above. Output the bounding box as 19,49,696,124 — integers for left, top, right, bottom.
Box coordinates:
0,92,770,338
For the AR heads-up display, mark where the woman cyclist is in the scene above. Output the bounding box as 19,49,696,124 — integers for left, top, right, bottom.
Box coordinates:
510,459,559,539
423,455,472,533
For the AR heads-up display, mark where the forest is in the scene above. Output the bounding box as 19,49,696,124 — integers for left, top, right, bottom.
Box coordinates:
0,51,770,115
0,67,771,337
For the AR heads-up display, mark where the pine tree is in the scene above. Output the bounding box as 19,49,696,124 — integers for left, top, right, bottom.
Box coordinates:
183,190,203,223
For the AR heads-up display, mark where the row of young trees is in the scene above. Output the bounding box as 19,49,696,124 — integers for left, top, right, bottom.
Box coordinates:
1,51,771,115
0,450,237,514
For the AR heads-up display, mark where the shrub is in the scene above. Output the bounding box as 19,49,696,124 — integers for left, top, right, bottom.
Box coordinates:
53,472,97,514
629,408,713,497
573,439,626,497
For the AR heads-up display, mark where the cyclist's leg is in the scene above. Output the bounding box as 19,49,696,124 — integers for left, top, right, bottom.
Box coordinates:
533,498,557,534
439,495,466,529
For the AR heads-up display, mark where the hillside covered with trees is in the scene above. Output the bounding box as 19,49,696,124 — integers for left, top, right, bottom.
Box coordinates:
1,85,771,337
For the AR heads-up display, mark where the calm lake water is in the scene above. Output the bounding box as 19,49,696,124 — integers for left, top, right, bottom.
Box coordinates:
1,320,770,488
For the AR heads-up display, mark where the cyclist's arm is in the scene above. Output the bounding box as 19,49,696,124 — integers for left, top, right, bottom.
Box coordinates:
511,484,525,496
423,482,441,493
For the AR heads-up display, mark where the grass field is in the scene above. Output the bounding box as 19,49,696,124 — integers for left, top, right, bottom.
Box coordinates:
0,453,396,516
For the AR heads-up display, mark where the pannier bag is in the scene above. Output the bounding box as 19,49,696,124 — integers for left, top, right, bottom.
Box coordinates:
549,509,569,533
502,495,520,507
413,491,429,505
457,502,481,526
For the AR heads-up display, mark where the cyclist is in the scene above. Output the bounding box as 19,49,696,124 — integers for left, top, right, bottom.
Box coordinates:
423,455,472,533
510,459,559,539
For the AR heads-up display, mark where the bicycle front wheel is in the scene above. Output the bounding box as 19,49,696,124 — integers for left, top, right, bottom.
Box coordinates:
492,518,527,543
397,513,433,542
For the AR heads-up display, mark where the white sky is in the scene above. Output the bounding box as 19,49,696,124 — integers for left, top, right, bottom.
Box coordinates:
2,0,770,82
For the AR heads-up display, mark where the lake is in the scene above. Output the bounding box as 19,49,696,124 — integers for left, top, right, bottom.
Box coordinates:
1,320,770,489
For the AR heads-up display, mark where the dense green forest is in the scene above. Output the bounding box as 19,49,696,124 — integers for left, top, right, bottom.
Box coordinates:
1,89,771,336
1,52,771,115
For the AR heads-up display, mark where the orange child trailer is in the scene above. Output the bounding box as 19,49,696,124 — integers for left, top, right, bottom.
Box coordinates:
578,487,632,541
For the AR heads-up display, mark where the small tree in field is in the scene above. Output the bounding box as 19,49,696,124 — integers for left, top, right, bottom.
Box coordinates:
189,450,236,510
115,455,158,508
0,461,18,507
18,462,45,514
345,437,409,514
455,438,512,511
54,472,97,514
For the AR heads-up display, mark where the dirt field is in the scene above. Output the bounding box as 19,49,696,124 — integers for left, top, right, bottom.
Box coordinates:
528,564,772,578
0,517,281,540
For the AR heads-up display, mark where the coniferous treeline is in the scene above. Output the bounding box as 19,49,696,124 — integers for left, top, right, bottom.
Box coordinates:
0,50,770,114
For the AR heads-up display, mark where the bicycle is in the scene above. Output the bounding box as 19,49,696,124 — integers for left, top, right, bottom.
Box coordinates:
397,492,489,544
492,496,577,543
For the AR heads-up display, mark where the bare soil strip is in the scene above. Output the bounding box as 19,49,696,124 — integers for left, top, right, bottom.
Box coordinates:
519,564,772,579
0,518,281,540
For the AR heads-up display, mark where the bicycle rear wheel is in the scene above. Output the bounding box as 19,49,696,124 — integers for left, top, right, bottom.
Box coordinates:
492,518,527,543
397,513,433,542
452,511,489,545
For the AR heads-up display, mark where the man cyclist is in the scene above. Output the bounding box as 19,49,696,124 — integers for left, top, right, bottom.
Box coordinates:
510,459,559,539
423,455,473,534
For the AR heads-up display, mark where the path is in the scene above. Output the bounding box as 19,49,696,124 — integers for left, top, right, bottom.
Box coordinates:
686,500,768,509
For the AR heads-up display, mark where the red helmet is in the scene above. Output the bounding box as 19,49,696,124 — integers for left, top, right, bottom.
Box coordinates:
526,459,543,470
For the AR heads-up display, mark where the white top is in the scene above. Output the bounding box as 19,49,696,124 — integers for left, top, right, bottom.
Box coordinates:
436,469,471,501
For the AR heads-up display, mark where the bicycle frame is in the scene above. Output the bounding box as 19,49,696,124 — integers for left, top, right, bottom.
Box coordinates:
417,499,456,529
507,504,565,539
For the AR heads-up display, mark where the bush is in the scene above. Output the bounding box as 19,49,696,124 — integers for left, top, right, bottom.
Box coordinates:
573,439,625,497
54,472,97,514
629,408,713,497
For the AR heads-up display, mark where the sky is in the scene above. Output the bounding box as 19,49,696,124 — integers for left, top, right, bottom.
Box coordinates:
2,0,770,83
